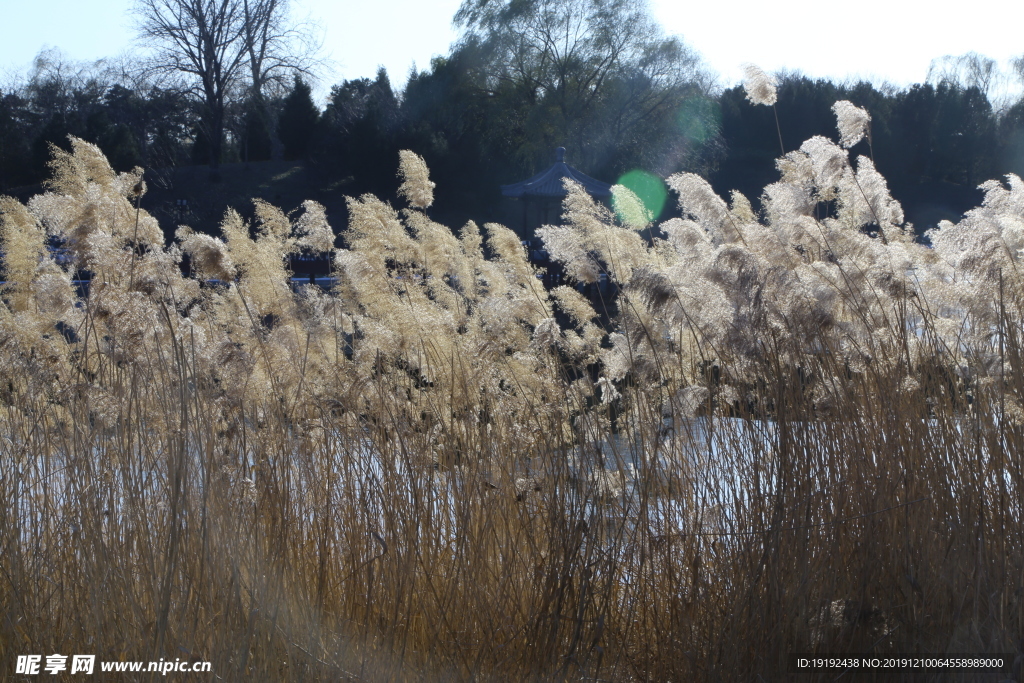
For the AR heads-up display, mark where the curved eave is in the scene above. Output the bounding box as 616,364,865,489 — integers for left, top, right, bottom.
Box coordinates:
501,162,612,198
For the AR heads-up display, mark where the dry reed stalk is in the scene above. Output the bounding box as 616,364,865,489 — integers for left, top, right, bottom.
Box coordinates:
0,124,1021,681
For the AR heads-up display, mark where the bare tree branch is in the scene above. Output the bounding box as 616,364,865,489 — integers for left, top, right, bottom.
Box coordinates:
133,0,321,172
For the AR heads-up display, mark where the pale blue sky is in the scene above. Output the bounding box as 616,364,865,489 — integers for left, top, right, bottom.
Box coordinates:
2,0,1022,102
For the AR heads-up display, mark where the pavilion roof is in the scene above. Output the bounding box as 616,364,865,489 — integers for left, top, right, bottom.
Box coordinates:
500,147,612,199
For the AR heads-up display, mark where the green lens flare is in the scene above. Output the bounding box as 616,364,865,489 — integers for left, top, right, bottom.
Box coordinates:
677,96,720,144
615,169,667,222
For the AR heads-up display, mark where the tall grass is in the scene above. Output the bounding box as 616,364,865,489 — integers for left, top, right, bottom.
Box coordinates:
1,99,1022,681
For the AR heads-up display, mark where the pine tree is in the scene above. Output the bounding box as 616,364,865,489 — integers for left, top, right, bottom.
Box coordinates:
278,75,320,161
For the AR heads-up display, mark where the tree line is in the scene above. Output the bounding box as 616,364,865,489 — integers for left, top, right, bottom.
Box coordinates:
2,0,1023,237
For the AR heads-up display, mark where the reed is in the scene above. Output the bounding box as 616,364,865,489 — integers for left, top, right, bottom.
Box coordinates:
0,107,1021,681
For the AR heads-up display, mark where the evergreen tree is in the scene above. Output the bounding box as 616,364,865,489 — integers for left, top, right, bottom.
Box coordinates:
85,109,142,171
0,91,35,190
999,98,1024,178
278,75,320,160
240,98,273,162
312,68,400,193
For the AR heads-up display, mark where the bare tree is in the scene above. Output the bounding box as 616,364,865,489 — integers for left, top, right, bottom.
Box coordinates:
239,0,321,159
134,0,248,176
456,0,713,98
241,0,319,101
927,52,998,96
133,0,319,174
454,0,715,172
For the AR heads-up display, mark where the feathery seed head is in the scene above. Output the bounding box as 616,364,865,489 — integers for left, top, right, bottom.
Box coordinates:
0,196,48,312
667,173,730,243
532,317,560,348
660,218,711,253
742,64,777,106
832,100,871,149
611,184,653,230
122,167,148,199
551,286,598,328
729,191,756,223
836,156,904,234
799,136,847,189
46,138,116,197
398,150,435,209
536,223,600,283
293,200,334,253
776,150,815,189
460,220,484,261
181,232,237,282
253,199,292,243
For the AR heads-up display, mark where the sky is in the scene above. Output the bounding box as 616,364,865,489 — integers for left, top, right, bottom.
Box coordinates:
1,0,1022,103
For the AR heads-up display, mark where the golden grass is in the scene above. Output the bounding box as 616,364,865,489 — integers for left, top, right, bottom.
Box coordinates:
0,137,1021,682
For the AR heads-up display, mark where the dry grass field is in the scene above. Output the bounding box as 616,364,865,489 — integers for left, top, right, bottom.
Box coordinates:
1,96,1022,681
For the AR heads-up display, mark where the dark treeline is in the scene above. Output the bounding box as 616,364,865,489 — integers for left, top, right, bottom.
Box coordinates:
0,53,196,190
3,46,1024,238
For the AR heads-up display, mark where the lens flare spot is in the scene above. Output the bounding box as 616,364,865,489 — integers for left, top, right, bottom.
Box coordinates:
677,96,720,144
615,169,667,223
